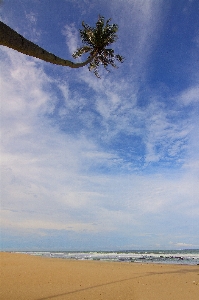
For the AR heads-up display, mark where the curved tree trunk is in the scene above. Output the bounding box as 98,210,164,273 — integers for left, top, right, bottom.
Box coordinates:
0,21,92,68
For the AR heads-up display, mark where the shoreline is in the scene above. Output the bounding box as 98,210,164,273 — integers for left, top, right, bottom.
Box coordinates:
5,249,199,265
1,252,199,300
3,250,199,266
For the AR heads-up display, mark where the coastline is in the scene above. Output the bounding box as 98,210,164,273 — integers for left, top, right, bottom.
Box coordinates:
1,252,199,300
14,249,199,265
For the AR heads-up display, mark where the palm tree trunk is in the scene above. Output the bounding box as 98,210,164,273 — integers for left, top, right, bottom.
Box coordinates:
0,21,92,68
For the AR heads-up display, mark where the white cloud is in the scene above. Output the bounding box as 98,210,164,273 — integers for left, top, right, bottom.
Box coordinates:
24,12,41,43
25,12,37,25
62,23,79,55
170,242,199,249
178,86,199,105
75,70,192,165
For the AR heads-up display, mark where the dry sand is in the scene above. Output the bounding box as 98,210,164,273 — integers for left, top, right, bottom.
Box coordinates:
0,252,199,300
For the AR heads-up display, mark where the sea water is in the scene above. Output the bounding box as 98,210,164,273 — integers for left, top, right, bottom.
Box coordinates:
15,249,199,265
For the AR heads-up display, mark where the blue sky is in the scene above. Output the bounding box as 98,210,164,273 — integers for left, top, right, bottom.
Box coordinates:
1,0,199,251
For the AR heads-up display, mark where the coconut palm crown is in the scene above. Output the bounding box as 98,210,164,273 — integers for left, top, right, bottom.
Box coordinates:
73,16,124,77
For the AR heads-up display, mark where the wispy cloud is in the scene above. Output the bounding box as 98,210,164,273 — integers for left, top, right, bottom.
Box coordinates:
72,68,192,168
177,86,199,105
62,23,79,55
108,0,165,77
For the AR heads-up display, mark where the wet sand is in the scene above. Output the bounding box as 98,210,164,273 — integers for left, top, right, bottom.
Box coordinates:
0,252,199,300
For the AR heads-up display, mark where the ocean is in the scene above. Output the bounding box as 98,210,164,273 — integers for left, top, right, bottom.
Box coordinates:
16,249,199,265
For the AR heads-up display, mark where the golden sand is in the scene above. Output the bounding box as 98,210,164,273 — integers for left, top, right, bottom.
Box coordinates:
0,252,199,300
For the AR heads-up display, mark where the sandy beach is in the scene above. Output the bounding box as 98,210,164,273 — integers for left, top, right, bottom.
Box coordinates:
1,252,199,300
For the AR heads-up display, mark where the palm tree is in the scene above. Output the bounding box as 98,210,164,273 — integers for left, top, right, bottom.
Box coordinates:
0,16,123,77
